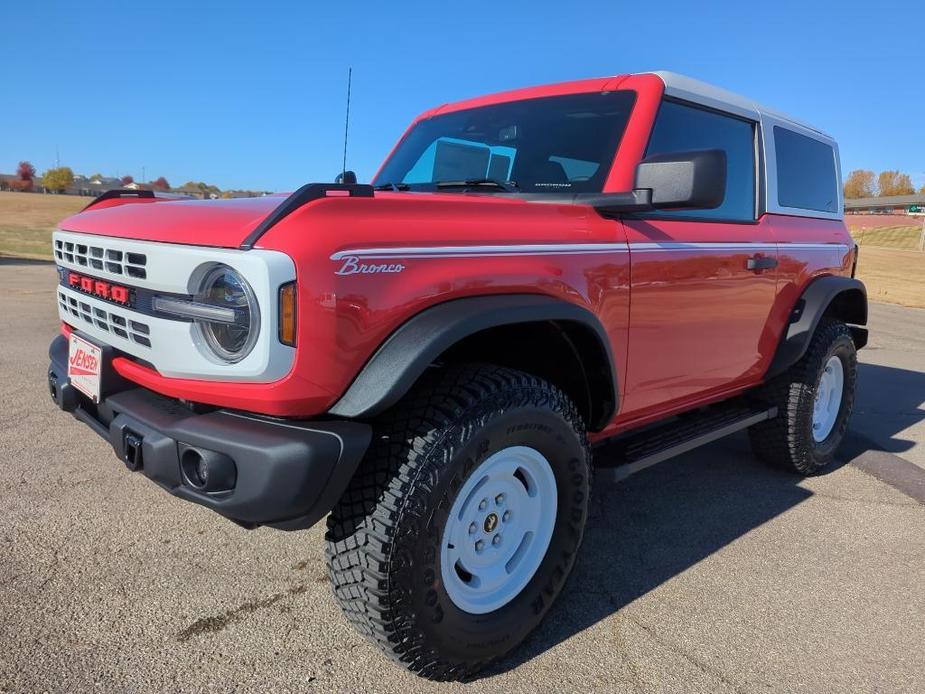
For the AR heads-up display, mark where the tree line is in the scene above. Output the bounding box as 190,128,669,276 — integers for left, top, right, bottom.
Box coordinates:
3,160,173,194
844,170,924,199
2,160,250,197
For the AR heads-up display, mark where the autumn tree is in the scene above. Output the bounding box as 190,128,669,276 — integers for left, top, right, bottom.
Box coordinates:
43,167,74,193
10,160,36,191
877,170,915,197
151,176,170,191
16,161,35,182
843,169,875,199
120,175,134,186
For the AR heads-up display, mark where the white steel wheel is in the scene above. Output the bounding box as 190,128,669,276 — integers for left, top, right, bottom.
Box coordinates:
440,445,557,615
812,355,845,442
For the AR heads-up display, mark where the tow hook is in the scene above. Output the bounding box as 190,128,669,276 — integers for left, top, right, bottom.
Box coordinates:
122,430,144,471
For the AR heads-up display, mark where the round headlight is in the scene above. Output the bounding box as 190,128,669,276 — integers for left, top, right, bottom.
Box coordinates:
196,265,260,363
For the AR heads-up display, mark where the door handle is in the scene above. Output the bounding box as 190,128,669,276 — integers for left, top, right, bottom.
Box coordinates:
746,255,778,271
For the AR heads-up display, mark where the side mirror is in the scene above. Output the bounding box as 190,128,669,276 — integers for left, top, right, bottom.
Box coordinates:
335,170,358,184
635,149,726,210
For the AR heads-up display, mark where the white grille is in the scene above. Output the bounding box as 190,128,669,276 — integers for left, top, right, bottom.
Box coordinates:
58,291,152,348
54,238,147,279
54,230,296,382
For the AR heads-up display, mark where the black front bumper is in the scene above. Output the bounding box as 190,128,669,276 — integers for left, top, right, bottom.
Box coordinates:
47,334,371,530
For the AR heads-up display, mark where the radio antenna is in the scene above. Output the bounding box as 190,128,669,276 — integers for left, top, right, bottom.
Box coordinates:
342,67,352,179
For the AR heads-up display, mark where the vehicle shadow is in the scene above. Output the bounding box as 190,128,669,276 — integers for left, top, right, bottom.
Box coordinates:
482,360,925,676
486,357,925,677
846,361,925,457
484,433,810,676
0,256,53,266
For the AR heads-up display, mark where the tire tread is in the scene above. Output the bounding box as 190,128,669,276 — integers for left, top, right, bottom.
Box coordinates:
749,319,857,474
325,363,588,681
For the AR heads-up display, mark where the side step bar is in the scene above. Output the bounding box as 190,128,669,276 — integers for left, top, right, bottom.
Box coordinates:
595,403,777,483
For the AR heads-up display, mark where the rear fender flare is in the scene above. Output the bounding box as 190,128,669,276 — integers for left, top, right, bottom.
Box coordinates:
767,276,868,378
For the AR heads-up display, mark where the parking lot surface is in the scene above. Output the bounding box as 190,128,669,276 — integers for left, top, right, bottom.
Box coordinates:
1,261,923,693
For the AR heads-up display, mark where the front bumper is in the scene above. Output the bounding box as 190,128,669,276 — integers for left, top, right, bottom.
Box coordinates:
47,334,371,530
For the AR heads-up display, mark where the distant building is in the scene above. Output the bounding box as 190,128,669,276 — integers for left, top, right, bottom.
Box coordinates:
67,178,121,197
845,194,925,215
223,189,271,198
172,184,209,199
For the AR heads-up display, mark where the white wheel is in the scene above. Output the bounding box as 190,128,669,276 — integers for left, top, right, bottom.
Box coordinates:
812,355,844,442
440,445,557,614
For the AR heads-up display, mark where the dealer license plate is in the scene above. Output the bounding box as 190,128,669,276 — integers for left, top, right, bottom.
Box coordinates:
67,334,102,403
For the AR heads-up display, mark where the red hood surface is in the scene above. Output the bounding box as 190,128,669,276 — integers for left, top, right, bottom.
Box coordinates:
58,195,288,248
57,190,590,252
56,191,546,250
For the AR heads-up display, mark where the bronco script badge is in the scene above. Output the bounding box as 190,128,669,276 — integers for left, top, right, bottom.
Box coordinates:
335,256,405,276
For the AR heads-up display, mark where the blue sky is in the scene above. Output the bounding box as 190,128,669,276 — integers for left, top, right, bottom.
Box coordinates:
2,0,922,192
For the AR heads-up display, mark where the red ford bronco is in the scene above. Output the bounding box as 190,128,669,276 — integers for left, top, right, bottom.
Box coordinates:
48,71,866,680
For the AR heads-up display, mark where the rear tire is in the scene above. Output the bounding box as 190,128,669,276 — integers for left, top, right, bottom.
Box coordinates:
325,364,591,681
749,319,857,474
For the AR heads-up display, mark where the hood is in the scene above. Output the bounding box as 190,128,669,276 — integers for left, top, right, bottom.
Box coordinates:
57,188,576,252
58,195,288,248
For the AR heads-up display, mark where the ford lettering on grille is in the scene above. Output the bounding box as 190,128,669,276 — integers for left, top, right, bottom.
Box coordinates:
65,270,133,306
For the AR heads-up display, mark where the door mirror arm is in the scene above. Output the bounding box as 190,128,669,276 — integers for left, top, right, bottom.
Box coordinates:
576,189,654,218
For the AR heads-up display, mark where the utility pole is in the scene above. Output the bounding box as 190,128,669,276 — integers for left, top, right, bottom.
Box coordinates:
142,166,146,184
55,145,60,168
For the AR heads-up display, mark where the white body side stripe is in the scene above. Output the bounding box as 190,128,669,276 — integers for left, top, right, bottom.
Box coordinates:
330,244,629,260
332,242,849,261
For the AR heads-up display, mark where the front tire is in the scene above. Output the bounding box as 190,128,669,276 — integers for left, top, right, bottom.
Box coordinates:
749,319,858,474
325,364,591,681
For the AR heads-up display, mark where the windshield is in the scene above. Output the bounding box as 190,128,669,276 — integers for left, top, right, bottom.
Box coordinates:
374,91,636,194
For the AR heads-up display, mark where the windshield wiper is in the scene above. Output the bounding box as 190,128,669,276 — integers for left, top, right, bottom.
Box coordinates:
373,182,411,191
435,178,519,192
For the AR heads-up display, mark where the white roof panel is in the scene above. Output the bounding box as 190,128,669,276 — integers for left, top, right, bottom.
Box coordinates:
647,71,831,138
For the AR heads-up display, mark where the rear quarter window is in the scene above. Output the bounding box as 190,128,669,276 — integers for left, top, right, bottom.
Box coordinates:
774,127,838,213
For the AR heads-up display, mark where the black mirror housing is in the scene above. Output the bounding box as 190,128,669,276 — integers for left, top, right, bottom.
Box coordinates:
634,149,726,210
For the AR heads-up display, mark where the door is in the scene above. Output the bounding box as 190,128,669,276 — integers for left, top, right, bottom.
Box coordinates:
619,100,779,419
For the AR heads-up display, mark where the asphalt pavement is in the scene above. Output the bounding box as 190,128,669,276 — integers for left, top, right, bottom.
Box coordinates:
1,260,923,693
850,301,925,469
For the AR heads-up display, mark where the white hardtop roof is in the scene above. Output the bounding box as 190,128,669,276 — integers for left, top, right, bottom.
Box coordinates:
645,71,831,139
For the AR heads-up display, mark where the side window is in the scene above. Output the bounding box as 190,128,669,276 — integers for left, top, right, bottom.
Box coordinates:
774,127,837,213
644,100,756,221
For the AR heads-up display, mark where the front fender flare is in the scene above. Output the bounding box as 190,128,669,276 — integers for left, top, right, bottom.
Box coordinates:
328,294,617,421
